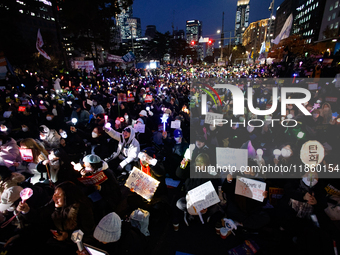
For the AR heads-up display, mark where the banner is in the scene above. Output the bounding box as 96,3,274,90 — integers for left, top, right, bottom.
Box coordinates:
36,29,51,60
77,171,108,186
144,95,153,103
204,112,224,125
122,51,136,63
216,147,248,171
107,54,124,63
73,61,94,71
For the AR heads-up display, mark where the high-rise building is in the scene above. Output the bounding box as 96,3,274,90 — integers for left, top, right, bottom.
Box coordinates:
243,18,275,53
318,0,340,41
186,20,202,44
125,17,141,40
292,0,326,43
116,6,133,41
145,25,156,39
235,0,250,45
174,29,185,40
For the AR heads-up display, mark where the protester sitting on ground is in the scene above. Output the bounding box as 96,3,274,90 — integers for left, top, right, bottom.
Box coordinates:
0,133,22,169
74,154,121,222
19,138,48,164
104,126,140,174
38,125,61,151
13,181,95,255
222,158,270,231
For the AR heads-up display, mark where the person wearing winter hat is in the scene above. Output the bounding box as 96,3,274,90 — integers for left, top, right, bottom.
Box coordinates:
103,125,140,174
39,125,61,150
92,212,148,255
74,154,122,222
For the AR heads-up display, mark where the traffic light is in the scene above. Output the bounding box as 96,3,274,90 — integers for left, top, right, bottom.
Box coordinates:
191,41,195,46
208,39,212,44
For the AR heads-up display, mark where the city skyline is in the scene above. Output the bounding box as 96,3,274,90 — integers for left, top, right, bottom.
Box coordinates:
133,0,284,39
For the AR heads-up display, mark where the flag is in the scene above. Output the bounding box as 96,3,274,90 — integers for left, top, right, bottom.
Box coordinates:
173,59,176,66
272,14,293,45
260,41,266,54
36,29,51,60
122,51,135,62
184,56,188,66
229,53,232,61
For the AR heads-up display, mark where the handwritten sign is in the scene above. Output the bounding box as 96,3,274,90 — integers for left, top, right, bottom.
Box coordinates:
204,112,224,125
216,147,248,171
77,171,108,186
308,83,318,90
300,140,324,167
19,148,34,163
171,120,181,129
325,97,338,103
125,167,160,201
235,176,266,202
134,123,145,133
186,181,220,214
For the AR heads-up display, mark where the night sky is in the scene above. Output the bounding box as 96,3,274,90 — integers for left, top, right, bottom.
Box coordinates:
133,0,285,39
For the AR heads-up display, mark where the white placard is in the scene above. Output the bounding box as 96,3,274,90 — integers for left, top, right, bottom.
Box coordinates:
216,147,248,171
308,83,318,90
3,111,11,118
300,140,324,167
235,176,266,202
171,120,181,129
125,167,160,201
87,99,93,106
134,123,145,133
187,181,220,213
204,112,224,125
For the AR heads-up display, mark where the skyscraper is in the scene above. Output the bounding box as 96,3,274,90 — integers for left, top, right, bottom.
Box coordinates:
186,20,202,44
116,6,133,41
235,0,250,45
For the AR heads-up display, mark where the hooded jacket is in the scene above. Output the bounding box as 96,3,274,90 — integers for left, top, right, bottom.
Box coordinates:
0,138,22,168
40,125,61,150
104,126,140,168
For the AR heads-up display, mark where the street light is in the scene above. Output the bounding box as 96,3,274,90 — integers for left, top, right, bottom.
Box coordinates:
217,30,221,34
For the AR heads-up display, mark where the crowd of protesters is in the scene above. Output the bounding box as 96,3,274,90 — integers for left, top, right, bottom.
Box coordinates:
0,54,338,254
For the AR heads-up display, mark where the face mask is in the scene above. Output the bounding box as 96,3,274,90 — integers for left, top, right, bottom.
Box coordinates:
209,125,216,131
174,137,181,143
40,134,46,140
92,132,98,138
46,116,52,121
313,114,319,118
287,106,293,110
302,177,318,187
93,102,97,106
115,120,120,125
22,127,28,132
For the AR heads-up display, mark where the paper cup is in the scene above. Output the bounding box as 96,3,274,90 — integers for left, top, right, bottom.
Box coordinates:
215,227,221,235
173,224,179,231
220,227,228,239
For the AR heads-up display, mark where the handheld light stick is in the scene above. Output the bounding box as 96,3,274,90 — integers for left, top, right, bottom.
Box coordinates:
71,118,78,126
273,149,281,160
281,148,292,158
71,230,86,253
104,115,108,124
181,148,191,169
310,103,320,113
160,114,168,131
256,149,263,160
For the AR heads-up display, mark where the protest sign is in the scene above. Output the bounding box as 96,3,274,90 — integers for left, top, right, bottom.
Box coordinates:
308,83,318,90
134,123,145,133
171,120,181,129
186,181,220,213
235,176,266,202
144,95,153,103
216,147,248,170
107,54,124,63
3,111,11,118
19,148,34,163
125,167,160,201
86,99,93,106
204,112,224,125
300,140,324,167
118,93,127,103
268,187,284,206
